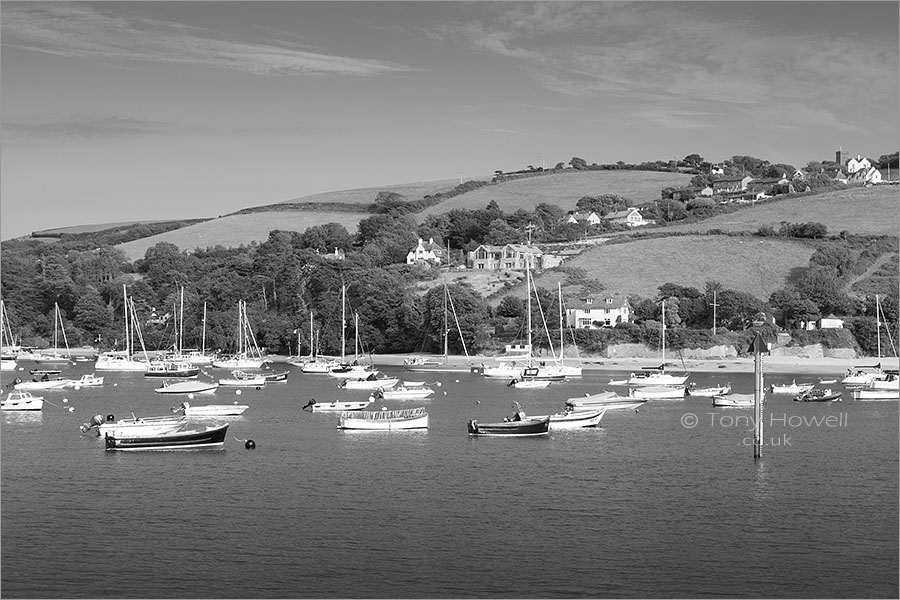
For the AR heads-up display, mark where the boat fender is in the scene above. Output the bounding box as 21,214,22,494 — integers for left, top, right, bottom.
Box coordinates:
244,439,256,449
106,414,115,422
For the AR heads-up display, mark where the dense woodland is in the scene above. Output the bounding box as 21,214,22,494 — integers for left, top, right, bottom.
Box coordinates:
1,153,898,359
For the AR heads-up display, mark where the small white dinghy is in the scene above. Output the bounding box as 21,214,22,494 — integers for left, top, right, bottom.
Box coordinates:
174,401,248,416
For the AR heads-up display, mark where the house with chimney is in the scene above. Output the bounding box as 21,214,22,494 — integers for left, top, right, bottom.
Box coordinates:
566,294,632,329
406,237,444,265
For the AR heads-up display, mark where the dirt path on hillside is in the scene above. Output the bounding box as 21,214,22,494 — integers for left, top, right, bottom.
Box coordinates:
843,252,896,294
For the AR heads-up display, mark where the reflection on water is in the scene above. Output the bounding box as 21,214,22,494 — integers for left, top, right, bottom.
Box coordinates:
2,411,43,425
1,363,897,598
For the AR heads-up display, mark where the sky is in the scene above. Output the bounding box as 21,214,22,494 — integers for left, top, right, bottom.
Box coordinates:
1,1,898,240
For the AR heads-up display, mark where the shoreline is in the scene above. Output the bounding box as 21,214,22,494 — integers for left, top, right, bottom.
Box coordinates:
289,353,900,376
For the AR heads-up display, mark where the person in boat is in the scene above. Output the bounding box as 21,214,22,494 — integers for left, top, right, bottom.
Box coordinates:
41,373,49,381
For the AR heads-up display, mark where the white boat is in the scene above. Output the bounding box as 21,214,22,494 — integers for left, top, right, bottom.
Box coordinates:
302,397,374,412
565,391,646,411
65,374,104,387
2,390,44,411
212,300,269,369
218,374,265,387
687,384,732,397
103,422,228,451
769,380,814,394
628,385,685,400
154,380,220,394
338,375,399,390
174,401,248,416
337,407,429,430
144,360,200,378
30,303,72,363
376,385,436,400
13,376,73,391
95,285,151,371
840,365,885,386
480,361,526,379
507,378,552,389
627,303,689,386
288,313,341,372
851,388,899,401
81,413,188,437
548,283,583,377
298,358,342,373
712,393,759,407
870,372,899,391
530,407,606,430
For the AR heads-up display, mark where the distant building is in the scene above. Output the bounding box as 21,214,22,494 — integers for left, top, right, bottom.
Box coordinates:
800,314,844,331
845,155,872,174
468,243,548,271
602,207,650,227
566,295,632,329
406,237,444,265
710,176,752,194
565,211,602,226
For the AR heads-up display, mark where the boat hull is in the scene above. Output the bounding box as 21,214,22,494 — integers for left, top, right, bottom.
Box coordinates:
104,423,228,451
154,381,220,394
337,408,429,430
851,389,899,401
183,405,248,416
467,417,550,436
531,409,606,430
2,391,43,411
303,399,373,412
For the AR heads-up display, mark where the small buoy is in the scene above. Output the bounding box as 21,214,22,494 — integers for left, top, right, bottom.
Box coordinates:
476,400,481,404
454,379,459,383
235,389,242,395
245,439,256,449
74,385,81,391
106,414,115,422
234,400,239,405
443,391,447,395
113,383,118,387
68,407,74,412
187,393,195,400
381,406,387,411
62,398,68,403
436,382,442,387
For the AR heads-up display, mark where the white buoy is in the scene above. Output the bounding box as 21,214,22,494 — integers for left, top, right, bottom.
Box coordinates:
187,393,195,400
113,383,118,387
63,398,68,403
68,407,74,412
454,379,459,383
74,385,81,391
436,382,442,387
235,389,242,395
443,391,447,395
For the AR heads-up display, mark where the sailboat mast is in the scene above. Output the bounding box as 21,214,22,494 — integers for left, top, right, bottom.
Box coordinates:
876,294,882,359
558,283,564,363
123,284,130,356
201,302,207,355
341,285,347,362
443,283,449,360
526,257,533,366
179,287,184,356
354,312,360,361
661,301,666,365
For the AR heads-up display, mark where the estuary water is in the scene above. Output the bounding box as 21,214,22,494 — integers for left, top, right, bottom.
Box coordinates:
1,361,897,598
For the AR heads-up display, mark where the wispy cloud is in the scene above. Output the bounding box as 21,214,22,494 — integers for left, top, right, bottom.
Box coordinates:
1,3,415,77
2,116,172,139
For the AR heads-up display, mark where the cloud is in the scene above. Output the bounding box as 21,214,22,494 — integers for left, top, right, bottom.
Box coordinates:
1,3,415,77
2,116,172,139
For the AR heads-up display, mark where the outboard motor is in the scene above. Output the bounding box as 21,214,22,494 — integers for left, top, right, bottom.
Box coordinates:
79,413,105,433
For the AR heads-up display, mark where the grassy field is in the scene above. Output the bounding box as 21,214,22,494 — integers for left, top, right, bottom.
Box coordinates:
658,185,899,236
417,170,693,216
259,178,466,208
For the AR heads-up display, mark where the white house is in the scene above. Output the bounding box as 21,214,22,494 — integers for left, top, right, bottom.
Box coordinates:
848,166,882,185
566,295,632,329
845,155,872,174
801,314,844,331
468,243,544,270
566,211,601,226
406,237,444,265
603,207,649,228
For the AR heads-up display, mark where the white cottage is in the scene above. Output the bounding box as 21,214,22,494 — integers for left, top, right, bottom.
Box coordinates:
406,237,444,265
566,295,632,329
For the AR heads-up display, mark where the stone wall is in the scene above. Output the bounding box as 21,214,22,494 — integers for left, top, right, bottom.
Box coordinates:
605,342,858,360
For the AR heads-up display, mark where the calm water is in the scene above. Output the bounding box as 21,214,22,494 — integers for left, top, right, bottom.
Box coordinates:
2,361,897,599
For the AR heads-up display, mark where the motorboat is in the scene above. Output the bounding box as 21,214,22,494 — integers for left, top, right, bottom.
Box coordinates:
298,358,341,373
467,402,551,436
479,361,526,379
95,350,148,372
337,407,429,430
841,364,886,387
80,413,187,437
529,407,606,430
302,397,374,412
628,385,685,400
687,383,732,397
218,370,266,387
851,388,899,401
627,367,690,386
12,376,73,391
507,378,552,389
565,391,646,411
104,423,229,451
770,380,814,395
30,368,61,376
327,363,378,380
376,385,435,400
144,360,200,378
262,370,290,383
337,374,399,391
2,390,44,411
65,374,104,388
174,401,248,416
795,388,842,402
712,393,758,407
154,380,220,395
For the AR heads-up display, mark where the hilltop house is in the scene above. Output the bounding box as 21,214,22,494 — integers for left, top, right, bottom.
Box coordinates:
800,314,844,331
845,155,872,174
566,295,632,329
566,211,602,226
848,166,882,186
406,237,444,265
710,176,752,195
602,207,650,228
467,243,561,271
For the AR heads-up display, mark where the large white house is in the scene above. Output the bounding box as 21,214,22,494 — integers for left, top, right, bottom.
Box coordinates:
845,155,872,174
406,237,444,265
602,207,650,228
566,295,632,329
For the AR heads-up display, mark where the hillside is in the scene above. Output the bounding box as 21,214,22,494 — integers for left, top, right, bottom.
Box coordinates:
117,170,690,260
657,185,899,236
